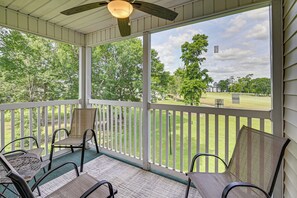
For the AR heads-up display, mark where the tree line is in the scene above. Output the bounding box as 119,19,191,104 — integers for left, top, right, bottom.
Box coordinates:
0,27,270,107
0,28,79,103
217,74,271,95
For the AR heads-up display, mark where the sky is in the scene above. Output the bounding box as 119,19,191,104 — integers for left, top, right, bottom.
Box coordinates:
151,6,271,83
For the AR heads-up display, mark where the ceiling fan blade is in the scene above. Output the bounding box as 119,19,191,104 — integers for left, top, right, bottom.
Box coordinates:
118,18,131,37
132,1,178,21
61,2,108,15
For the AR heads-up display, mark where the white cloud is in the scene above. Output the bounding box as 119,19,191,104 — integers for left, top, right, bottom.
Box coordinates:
245,7,270,20
213,48,253,61
224,15,247,36
239,56,270,66
151,7,271,81
153,29,203,72
246,22,269,40
167,29,201,48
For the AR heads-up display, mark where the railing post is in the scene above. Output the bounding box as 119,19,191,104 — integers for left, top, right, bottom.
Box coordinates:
79,46,92,108
142,32,151,170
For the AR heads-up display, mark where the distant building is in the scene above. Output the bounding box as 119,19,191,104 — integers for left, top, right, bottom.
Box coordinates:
207,83,221,92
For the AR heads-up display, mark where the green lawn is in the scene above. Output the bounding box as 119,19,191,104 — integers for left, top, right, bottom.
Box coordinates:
159,92,271,110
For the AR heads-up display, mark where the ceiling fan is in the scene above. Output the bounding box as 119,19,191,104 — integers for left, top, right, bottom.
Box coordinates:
61,0,178,37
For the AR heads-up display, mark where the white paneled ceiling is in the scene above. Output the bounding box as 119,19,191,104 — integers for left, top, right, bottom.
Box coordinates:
0,0,192,34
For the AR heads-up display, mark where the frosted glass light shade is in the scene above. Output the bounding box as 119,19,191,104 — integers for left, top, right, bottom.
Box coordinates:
107,0,133,18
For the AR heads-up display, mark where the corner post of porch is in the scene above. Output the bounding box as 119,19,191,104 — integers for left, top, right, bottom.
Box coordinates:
271,0,284,197
79,46,92,108
142,32,151,170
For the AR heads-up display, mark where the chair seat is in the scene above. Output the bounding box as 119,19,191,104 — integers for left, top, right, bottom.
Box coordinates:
40,160,50,169
52,136,92,146
46,173,115,198
0,154,47,183
27,148,44,157
188,172,266,198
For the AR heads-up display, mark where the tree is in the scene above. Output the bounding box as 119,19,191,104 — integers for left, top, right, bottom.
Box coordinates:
151,49,170,102
250,78,271,95
92,39,143,101
217,79,230,92
229,74,253,93
92,38,170,102
168,68,183,100
0,28,79,103
179,34,213,105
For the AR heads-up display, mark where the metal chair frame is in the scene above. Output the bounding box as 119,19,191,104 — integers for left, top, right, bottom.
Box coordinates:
48,108,99,172
185,125,290,198
0,154,117,198
0,136,49,196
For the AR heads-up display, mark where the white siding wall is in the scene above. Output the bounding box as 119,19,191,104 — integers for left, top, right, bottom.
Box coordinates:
86,0,269,46
0,6,85,46
283,0,297,197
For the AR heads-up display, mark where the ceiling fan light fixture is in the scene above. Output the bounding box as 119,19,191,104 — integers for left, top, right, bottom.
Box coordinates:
107,0,133,18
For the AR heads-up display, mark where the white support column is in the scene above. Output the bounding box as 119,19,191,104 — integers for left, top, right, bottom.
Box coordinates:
142,32,151,170
86,47,92,107
271,0,283,197
79,46,92,108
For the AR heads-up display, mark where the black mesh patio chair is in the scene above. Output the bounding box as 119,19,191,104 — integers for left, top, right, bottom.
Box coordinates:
0,153,117,198
185,125,290,198
0,137,50,196
48,108,99,172
0,136,47,158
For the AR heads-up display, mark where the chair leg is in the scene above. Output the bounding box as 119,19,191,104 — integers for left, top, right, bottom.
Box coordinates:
80,144,85,172
93,136,99,153
70,145,74,153
185,178,191,198
48,145,54,171
33,176,41,196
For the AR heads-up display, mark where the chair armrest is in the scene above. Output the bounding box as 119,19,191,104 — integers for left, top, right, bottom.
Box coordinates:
31,161,79,191
80,180,117,198
222,181,270,198
3,149,28,157
188,153,228,173
51,128,69,144
0,136,39,153
83,129,96,142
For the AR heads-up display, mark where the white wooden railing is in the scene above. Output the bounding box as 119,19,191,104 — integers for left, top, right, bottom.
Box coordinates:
89,99,143,160
0,99,271,176
0,100,80,156
149,104,271,174
90,99,271,174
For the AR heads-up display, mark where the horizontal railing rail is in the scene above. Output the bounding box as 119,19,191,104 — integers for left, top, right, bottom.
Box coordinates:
150,104,271,119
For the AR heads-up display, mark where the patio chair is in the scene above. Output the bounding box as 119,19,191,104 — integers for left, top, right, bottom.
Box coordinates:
185,125,290,198
0,153,117,198
48,108,99,172
0,137,50,196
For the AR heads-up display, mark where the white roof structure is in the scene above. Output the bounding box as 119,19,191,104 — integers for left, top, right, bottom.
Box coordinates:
0,0,269,46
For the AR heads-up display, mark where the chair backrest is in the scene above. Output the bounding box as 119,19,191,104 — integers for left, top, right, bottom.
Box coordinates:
69,108,97,137
227,126,290,196
0,154,35,198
